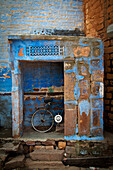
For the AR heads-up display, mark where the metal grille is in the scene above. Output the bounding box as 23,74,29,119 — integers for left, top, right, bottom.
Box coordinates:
26,45,64,56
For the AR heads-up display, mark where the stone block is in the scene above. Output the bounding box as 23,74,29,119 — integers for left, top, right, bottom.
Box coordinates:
73,46,90,58
93,47,100,57
77,60,90,78
64,104,77,136
65,146,76,154
64,72,76,101
0,142,20,152
26,141,35,146
25,158,65,169
91,70,103,82
0,151,8,161
78,99,90,136
29,146,34,152
5,155,25,169
91,128,103,137
91,99,103,109
91,81,100,96
79,79,90,98
34,145,54,150
92,109,100,127
30,149,64,161
58,142,66,150
67,142,76,146
91,59,101,68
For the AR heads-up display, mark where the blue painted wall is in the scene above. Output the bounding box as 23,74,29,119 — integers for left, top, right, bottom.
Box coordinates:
22,61,64,92
22,61,64,127
0,0,84,128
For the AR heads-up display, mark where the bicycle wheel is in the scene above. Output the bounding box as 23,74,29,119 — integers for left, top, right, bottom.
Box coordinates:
31,109,54,133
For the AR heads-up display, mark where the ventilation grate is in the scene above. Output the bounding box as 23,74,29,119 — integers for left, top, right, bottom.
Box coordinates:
26,45,64,56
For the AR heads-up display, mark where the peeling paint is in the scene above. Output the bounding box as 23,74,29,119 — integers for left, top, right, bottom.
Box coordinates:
7,36,104,140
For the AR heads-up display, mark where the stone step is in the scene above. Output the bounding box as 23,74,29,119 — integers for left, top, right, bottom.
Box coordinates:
25,158,82,170
25,158,65,169
30,149,64,161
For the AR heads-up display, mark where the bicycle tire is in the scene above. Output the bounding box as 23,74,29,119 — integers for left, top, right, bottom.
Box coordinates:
31,109,54,133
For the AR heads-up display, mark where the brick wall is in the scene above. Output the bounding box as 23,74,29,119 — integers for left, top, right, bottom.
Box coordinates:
0,0,84,69
84,0,113,131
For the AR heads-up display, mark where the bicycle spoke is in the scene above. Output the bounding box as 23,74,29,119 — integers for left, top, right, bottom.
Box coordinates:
31,109,54,133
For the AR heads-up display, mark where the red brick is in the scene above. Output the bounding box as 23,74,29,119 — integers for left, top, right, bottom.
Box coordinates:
106,93,112,99
95,6,102,13
109,119,113,126
107,73,113,79
107,5,113,13
107,87,113,92
92,0,101,9
107,18,113,25
110,53,113,59
110,0,113,5
105,106,110,111
106,60,111,66
106,67,111,72
110,11,113,18
111,39,113,46
111,100,113,105
108,113,113,120
97,23,104,31
105,100,110,104
104,40,110,47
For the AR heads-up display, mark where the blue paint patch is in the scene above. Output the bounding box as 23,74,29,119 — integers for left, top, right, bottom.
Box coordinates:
0,66,12,92
79,100,90,116
64,135,104,141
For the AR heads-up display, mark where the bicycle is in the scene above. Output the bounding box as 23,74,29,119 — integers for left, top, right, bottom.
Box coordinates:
31,97,64,133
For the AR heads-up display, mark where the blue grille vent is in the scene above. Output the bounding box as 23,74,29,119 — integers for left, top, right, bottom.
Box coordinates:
26,45,64,56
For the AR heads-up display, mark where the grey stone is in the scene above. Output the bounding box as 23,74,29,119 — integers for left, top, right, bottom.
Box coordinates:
5,155,25,169
30,149,64,161
65,146,75,154
0,151,8,161
0,142,20,152
25,158,65,169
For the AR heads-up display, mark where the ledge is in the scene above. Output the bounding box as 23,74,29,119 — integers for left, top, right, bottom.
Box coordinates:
8,35,101,41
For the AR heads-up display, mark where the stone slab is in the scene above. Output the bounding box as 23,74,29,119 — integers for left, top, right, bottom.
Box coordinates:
30,149,64,161
5,155,25,169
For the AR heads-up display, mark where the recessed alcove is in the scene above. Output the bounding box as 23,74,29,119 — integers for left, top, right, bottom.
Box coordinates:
20,61,64,137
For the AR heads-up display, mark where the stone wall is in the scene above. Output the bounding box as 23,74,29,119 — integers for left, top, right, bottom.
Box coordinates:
0,139,113,169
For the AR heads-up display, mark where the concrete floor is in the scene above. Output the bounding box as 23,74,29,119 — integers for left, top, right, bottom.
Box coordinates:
0,127,113,143
22,127,64,141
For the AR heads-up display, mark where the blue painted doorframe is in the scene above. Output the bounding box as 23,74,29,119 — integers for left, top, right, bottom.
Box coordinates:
8,35,104,140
